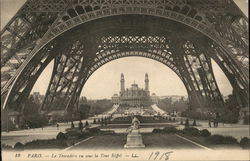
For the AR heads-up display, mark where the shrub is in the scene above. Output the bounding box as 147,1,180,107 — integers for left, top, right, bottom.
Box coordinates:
200,129,211,137
239,137,250,149
1,144,13,150
205,135,238,144
152,128,163,133
183,127,200,136
14,142,24,150
56,132,67,140
163,126,178,133
222,136,238,144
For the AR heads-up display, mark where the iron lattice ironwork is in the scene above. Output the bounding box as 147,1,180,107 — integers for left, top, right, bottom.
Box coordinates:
1,0,248,113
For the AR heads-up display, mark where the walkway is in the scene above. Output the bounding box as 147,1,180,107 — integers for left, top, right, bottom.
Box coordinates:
174,118,249,141
1,120,99,146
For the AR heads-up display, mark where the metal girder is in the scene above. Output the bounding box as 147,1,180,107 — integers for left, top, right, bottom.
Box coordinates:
167,37,224,110
205,12,249,74
190,36,249,107
40,35,186,112
205,42,249,107
1,1,248,116
2,40,58,111
182,41,224,108
41,41,85,111
1,0,248,98
35,35,223,113
0,0,213,93
1,12,58,91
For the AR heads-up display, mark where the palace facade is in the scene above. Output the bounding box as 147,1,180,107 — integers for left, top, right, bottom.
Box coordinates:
112,73,158,106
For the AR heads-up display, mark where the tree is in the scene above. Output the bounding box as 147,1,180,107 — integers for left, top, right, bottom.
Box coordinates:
22,95,48,128
78,104,90,120
23,114,47,129
23,95,39,114
87,99,113,115
157,97,188,114
219,95,240,123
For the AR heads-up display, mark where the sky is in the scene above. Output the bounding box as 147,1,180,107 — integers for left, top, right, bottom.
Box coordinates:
1,0,248,99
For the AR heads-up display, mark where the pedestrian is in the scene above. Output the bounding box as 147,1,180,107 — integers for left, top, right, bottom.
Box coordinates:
78,120,83,131
104,118,107,126
101,118,104,126
56,123,59,130
208,120,211,128
192,119,197,126
180,119,183,125
85,120,89,127
185,118,189,127
71,121,75,129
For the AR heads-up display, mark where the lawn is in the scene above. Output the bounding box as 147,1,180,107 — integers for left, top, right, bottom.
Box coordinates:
70,133,202,150
177,134,241,149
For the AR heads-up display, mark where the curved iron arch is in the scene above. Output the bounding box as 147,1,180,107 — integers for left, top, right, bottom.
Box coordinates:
2,13,245,112
87,50,183,81
2,6,247,102
61,50,191,112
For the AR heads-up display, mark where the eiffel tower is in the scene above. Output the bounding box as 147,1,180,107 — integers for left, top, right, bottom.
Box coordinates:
1,0,248,118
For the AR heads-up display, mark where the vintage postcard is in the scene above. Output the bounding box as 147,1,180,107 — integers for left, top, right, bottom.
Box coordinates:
1,0,249,160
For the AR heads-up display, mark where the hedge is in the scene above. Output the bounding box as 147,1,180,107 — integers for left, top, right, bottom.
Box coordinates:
183,127,200,136
200,129,211,137
239,137,250,149
205,135,238,144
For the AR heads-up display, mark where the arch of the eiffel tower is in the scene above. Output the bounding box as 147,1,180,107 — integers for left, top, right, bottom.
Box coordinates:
1,0,248,116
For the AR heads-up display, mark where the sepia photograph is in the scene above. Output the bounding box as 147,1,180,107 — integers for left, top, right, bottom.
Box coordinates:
1,0,249,160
